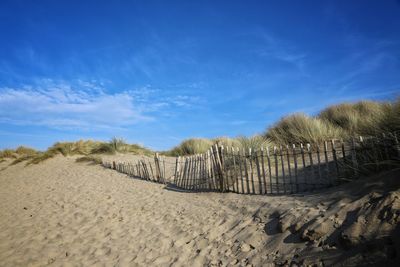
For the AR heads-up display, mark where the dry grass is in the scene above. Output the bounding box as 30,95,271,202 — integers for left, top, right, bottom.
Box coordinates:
166,135,273,156
212,137,241,148
11,154,37,165
28,150,59,165
318,100,388,136
236,135,272,151
75,156,102,165
166,138,213,156
24,138,152,164
377,98,400,133
0,149,18,159
265,113,343,145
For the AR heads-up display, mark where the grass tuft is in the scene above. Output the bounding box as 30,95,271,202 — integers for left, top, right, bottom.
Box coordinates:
236,135,272,151
318,100,388,136
166,138,213,156
266,113,343,145
75,156,102,165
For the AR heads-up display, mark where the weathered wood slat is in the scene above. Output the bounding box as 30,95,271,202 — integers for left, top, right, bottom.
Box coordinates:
279,146,286,194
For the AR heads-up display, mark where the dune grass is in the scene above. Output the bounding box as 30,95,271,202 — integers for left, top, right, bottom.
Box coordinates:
318,100,389,136
0,149,18,159
166,138,213,156
75,155,102,165
265,99,400,145
1,146,40,164
0,138,153,165
265,113,344,145
236,135,272,152
3,98,399,163
165,135,272,156
165,98,400,156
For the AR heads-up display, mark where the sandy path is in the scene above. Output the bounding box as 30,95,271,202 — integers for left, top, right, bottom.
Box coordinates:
0,156,398,266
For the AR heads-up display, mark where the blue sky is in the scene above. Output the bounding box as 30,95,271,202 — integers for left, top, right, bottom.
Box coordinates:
0,0,399,151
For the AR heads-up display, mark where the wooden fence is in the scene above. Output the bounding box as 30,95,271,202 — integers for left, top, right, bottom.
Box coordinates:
103,133,400,195
102,153,168,184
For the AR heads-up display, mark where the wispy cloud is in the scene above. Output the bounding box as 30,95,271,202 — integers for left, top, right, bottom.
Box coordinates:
243,29,308,74
0,79,199,130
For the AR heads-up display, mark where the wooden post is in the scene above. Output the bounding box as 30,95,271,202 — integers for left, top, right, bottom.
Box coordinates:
266,147,273,194
260,147,267,194
286,145,293,193
243,148,250,194
394,133,400,158
341,140,346,166
192,155,196,189
228,147,234,193
220,146,229,192
154,153,159,181
292,144,299,193
248,148,255,194
300,144,307,191
209,148,217,190
323,141,330,183
181,158,187,188
174,156,180,185
113,161,116,170
316,145,322,187
162,156,166,183
279,146,286,194
188,156,194,189
148,160,154,181
195,154,200,190
201,154,206,190
206,150,213,190
351,138,359,178
255,150,263,194
331,140,339,184
214,145,225,192
307,144,315,190
238,148,244,194
274,146,279,194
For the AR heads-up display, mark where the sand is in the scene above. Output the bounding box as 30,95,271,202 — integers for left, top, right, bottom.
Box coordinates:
0,155,399,266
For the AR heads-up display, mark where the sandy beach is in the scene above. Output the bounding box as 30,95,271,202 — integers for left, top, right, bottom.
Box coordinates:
0,156,399,266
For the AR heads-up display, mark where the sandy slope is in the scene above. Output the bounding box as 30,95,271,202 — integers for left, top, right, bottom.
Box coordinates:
0,156,399,266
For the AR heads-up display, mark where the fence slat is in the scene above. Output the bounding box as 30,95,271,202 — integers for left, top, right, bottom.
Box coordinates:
249,148,255,194
300,144,307,191
274,146,279,194
255,150,262,194
331,140,339,184
260,147,267,194
285,145,293,193
307,144,315,190
292,144,299,193
316,145,322,188
279,146,286,194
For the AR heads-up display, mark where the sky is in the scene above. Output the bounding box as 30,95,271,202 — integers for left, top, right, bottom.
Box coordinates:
0,0,399,151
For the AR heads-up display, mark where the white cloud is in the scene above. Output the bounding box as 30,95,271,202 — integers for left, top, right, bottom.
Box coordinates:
0,79,198,130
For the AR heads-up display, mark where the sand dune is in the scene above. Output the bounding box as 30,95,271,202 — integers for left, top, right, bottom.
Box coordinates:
0,155,399,266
